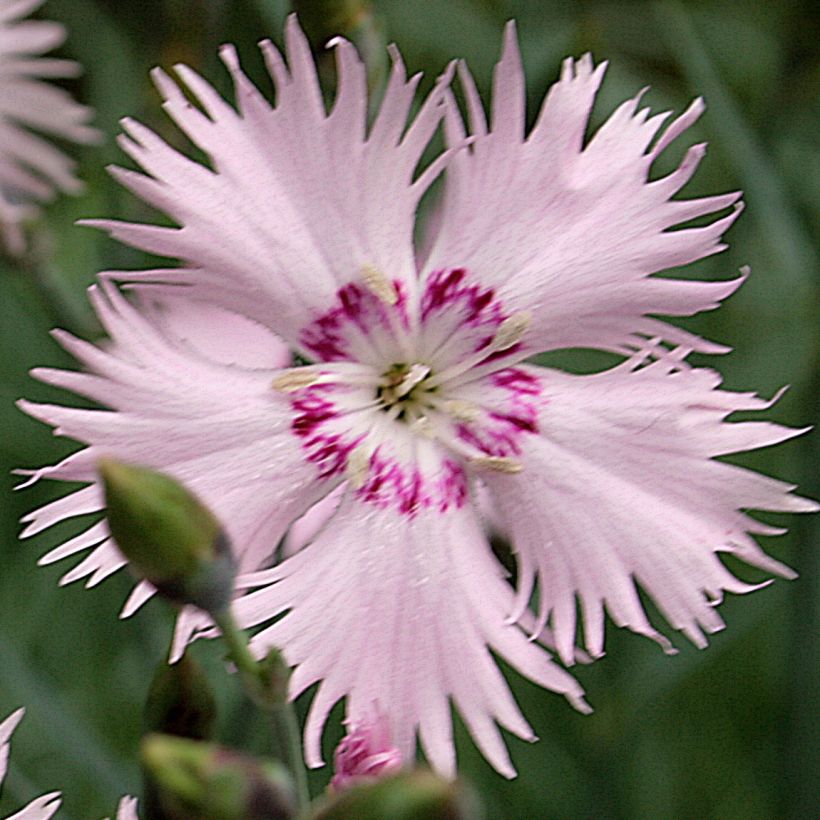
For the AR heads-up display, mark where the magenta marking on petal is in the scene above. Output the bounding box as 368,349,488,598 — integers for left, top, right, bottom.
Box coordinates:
438,459,469,511
489,411,538,434
492,368,541,394
456,367,542,457
356,450,468,516
421,268,502,329
291,387,362,478
300,279,410,362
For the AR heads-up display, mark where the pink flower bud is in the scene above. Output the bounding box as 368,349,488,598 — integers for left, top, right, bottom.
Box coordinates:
330,715,403,791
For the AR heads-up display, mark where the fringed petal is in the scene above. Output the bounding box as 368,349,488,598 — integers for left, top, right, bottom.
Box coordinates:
426,23,745,356
95,16,453,354
233,493,587,778
485,356,816,663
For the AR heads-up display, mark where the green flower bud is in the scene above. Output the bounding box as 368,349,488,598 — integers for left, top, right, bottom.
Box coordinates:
142,733,297,820
145,653,217,741
99,459,236,613
310,771,484,820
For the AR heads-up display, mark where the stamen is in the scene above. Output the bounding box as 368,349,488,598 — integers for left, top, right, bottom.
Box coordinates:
426,311,533,390
346,445,372,489
394,364,430,397
440,399,479,422
407,412,435,437
361,264,399,306
272,370,323,392
493,311,531,351
469,455,523,474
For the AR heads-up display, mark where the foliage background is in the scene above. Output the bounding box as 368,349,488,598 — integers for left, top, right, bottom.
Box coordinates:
0,0,817,817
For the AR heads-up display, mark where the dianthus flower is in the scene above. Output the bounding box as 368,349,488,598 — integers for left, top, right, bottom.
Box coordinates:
0,708,61,819
0,0,99,253
19,19,816,777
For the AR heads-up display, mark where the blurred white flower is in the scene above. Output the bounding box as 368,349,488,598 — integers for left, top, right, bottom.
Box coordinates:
0,0,99,253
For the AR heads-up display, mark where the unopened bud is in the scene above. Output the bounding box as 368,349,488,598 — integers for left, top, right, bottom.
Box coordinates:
145,654,217,741
312,771,483,820
142,733,296,820
99,459,236,613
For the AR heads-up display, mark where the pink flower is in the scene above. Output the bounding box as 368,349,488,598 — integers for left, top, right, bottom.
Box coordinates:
0,0,100,253
0,708,61,819
19,18,816,778
330,713,403,792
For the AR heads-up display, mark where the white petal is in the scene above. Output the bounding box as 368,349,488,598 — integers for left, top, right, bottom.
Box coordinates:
115,795,140,820
0,707,25,783
93,17,453,354
234,492,587,778
0,708,62,819
19,284,337,606
426,27,744,356
5,793,62,820
485,359,817,662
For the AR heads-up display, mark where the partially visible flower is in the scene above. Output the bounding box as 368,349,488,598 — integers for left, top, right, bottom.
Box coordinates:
0,708,61,819
330,713,403,792
0,0,99,253
106,796,139,820
19,17,817,779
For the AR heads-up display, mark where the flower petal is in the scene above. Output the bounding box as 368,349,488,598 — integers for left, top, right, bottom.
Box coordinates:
233,492,588,778
0,708,62,820
0,1,99,253
5,793,62,820
484,356,817,664
114,796,140,820
18,283,336,603
91,16,452,354
426,22,744,356
0,707,25,783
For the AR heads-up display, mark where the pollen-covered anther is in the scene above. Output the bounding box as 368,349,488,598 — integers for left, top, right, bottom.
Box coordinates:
271,369,323,393
470,455,524,474
443,399,480,422
361,263,399,306
409,415,435,437
493,311,532,351
394,364,431,397
346,445,372,489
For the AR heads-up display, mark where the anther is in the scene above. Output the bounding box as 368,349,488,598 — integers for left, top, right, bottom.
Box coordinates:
443,399,480,422
361,264,399,306
408,414,435,437
394,364,430,397
346,445,372,489
470,455,523,474
493,311,531,351
272,370,322,392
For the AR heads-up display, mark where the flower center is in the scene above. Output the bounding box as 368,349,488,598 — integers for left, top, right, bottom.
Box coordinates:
376,362,435,422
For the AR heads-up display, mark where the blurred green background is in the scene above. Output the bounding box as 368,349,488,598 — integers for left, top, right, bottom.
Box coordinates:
0,0,817,817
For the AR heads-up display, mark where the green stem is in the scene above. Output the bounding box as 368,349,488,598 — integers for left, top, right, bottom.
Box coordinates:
212,608,310,812
212,608,262,696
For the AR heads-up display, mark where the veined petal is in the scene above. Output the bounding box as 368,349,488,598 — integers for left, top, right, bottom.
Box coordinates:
18,286,335,602
426,22,744,356
484,357,817,663
94,16,452,355
233,493,587,779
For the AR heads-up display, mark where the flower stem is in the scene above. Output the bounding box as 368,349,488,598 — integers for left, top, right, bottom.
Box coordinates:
211,608,309,812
